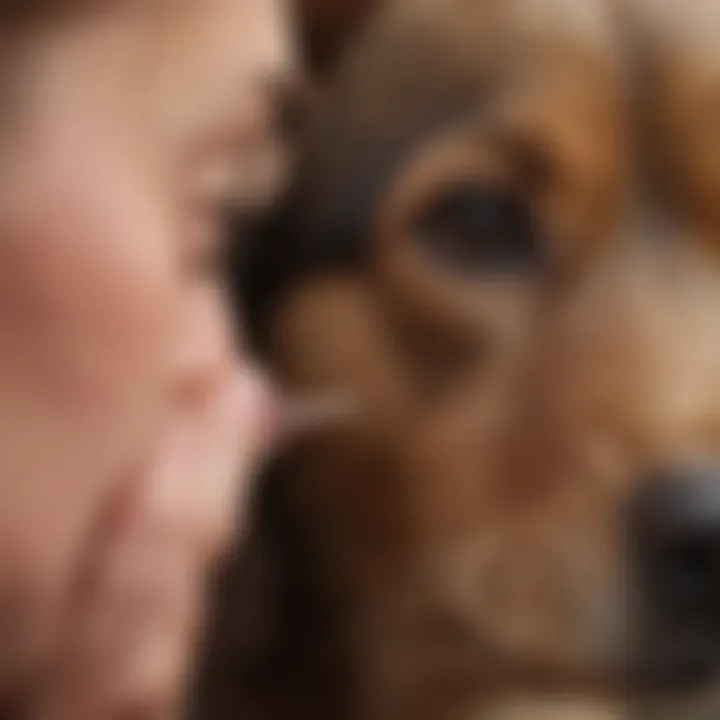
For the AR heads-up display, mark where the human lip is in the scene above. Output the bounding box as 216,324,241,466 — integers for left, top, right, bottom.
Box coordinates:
238,369,283,458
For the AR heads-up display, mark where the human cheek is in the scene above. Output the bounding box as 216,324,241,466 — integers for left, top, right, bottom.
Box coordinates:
3,165,179,441
0,164,181,659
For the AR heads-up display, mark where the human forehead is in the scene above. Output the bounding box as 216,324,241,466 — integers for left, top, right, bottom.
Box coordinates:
136,0,293,128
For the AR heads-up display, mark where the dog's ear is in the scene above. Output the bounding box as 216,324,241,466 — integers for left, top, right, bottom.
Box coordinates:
296,0,384,75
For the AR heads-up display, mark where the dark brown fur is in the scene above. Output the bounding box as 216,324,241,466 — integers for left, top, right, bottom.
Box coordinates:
296,0,383,74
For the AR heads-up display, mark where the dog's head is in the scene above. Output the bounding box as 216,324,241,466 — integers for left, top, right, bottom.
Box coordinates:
242,0,720,712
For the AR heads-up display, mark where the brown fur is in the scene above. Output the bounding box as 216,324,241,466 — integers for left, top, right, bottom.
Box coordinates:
196,1,720,718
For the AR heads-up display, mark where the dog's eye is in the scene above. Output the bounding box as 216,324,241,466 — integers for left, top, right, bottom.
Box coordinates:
413,183,542,276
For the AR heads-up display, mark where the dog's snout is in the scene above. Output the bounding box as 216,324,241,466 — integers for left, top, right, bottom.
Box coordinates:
631,466,720,626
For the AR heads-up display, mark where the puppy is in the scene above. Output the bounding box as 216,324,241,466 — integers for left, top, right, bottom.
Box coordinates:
197,1,720,718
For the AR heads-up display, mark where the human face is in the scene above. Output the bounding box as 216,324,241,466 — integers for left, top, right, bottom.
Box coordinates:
0,0,292,690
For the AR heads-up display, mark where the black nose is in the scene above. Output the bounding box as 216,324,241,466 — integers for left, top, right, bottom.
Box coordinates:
631,465,720,619
629,465,720,686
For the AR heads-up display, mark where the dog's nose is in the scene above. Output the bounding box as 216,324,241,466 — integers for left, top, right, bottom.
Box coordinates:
630,465,720,626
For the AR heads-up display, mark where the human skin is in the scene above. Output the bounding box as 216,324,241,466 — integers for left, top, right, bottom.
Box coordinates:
0,0,293,716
